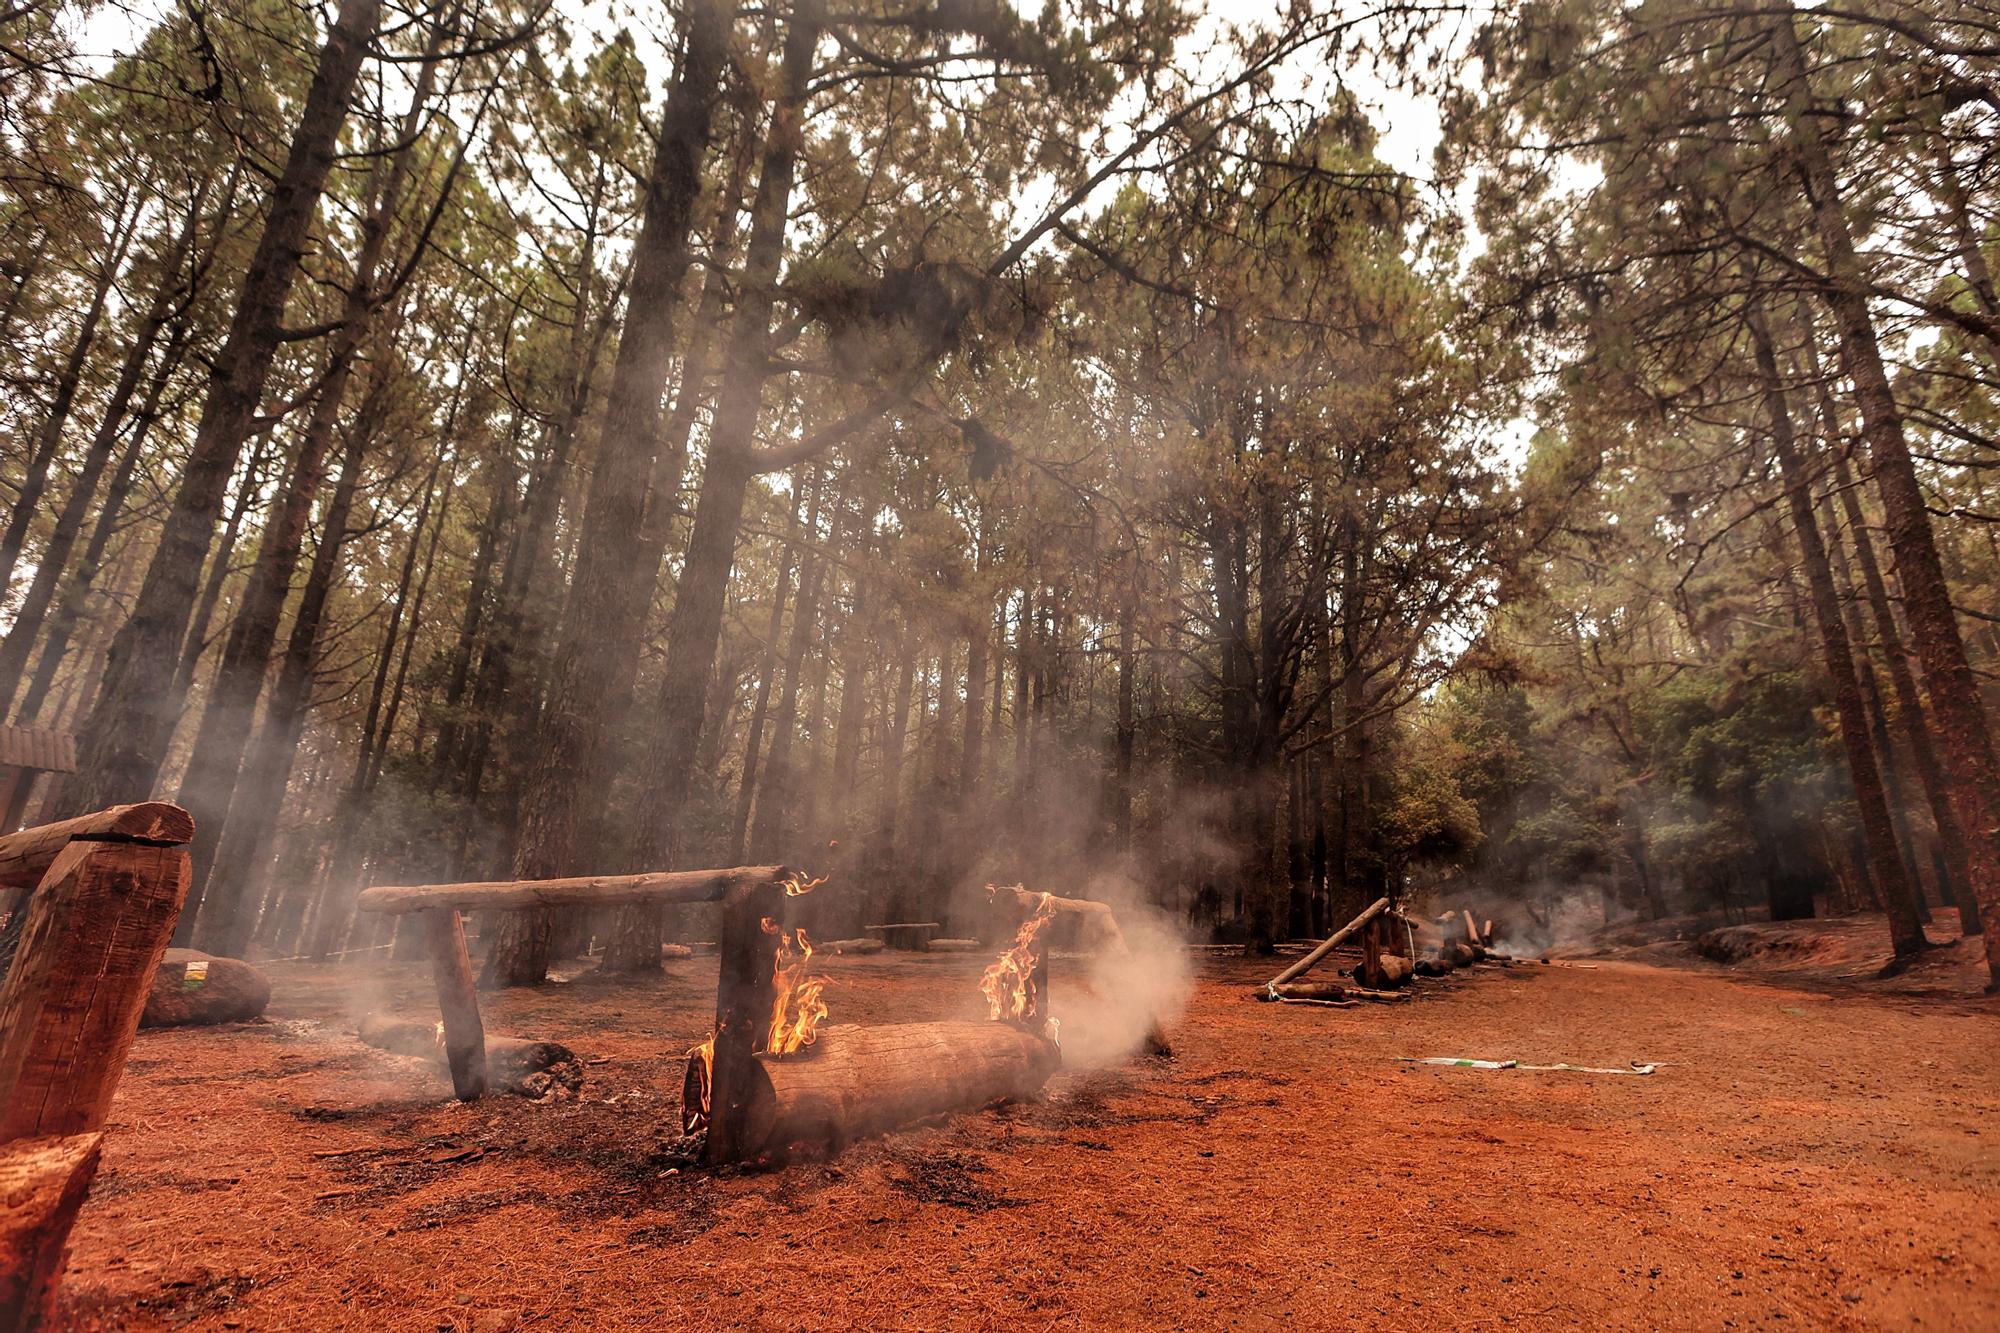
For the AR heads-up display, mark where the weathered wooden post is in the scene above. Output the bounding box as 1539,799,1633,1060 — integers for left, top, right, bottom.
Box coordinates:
421,908,487,1100
0,831,193,1139
0,800,194,1331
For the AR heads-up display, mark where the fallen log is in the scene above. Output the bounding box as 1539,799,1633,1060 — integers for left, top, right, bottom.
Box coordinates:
139,950,271,1028
357,1015,582,1100
1445,941,1484,968
1357,954,1413,990
0,1132,102,1331
819,938,882,955
1264,897,1390,990
687,1021,1058,1161
1254,981,1349,1002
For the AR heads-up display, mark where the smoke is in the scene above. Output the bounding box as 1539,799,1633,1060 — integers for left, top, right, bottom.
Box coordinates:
1438,882,1609,958
1043,868,1193,1070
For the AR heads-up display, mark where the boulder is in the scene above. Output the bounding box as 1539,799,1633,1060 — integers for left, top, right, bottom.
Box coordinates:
140,949,271,1028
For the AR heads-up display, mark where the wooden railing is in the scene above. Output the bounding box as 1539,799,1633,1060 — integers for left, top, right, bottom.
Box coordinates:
0,801,194,1329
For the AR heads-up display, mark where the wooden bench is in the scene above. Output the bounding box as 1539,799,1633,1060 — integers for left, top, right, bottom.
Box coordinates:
0,801,194,1329
355,865,796,1103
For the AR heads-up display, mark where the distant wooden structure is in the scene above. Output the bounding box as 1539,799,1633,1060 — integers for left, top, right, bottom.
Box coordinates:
0,728,75,836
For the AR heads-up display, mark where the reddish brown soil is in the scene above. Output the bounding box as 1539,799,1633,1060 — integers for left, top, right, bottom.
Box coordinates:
55,938,1999,1331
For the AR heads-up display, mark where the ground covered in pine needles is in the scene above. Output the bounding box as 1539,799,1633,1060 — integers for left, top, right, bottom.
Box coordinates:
55,928,1999,1331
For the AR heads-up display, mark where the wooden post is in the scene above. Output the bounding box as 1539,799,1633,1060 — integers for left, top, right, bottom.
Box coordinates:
0,1131,103,1330
705,878,784,1165
0,840,191,1140
422,908,487,1101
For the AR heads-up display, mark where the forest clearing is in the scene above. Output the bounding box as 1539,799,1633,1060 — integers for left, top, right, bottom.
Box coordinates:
40,925,2000,1331
4,0,2000,1326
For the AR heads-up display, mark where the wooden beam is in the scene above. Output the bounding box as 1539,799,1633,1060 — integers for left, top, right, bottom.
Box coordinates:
0,802,194,890
0,1131,103,1330
1264,896,1390,991
990,886,1126,946
422,910,487,1100
0,841,191,1140
355,864,793,916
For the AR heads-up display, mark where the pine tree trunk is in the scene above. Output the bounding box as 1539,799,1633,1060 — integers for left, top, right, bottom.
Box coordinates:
57,0,383,817
0,191,199,711
1824,434,1982,936
1767,4,2000,984
0,189,142,596
12,323,184,725
498,0,735,984
728,473,808,862
218,409,376,961
1749,309,1926,956
626,0,826,886
173,431,278,695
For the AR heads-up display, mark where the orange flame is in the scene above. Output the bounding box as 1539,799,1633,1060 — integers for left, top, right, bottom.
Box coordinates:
685,870,826,1134
762,917,828,1055
781,870,827,897
981,889,1054,1023
683,1035,715,1134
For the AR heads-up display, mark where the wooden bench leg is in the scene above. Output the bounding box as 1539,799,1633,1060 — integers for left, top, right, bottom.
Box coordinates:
0,841,191,1140
423,909,488,1101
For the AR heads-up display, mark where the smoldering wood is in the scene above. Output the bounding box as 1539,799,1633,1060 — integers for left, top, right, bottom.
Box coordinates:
0,801,194,889
1264,896,1390,990
422,909,487,1100
705,878,786,1165
691,1021,1059,1162
989,885,1173,1056
355,864,794,915
0,840,192,1140
0,1131,102,1331
356,1015,580,1098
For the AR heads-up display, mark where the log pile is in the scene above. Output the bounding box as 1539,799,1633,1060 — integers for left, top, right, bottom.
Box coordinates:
1253,895,1525,1010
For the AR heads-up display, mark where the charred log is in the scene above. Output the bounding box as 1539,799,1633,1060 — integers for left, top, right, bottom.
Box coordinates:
357,1014,582,1100
685,1020,1057,1161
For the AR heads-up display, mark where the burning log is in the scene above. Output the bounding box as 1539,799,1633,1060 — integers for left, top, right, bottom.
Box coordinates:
685,1021,1058,1161
357,1015,582,1099
986,885,1172,1056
